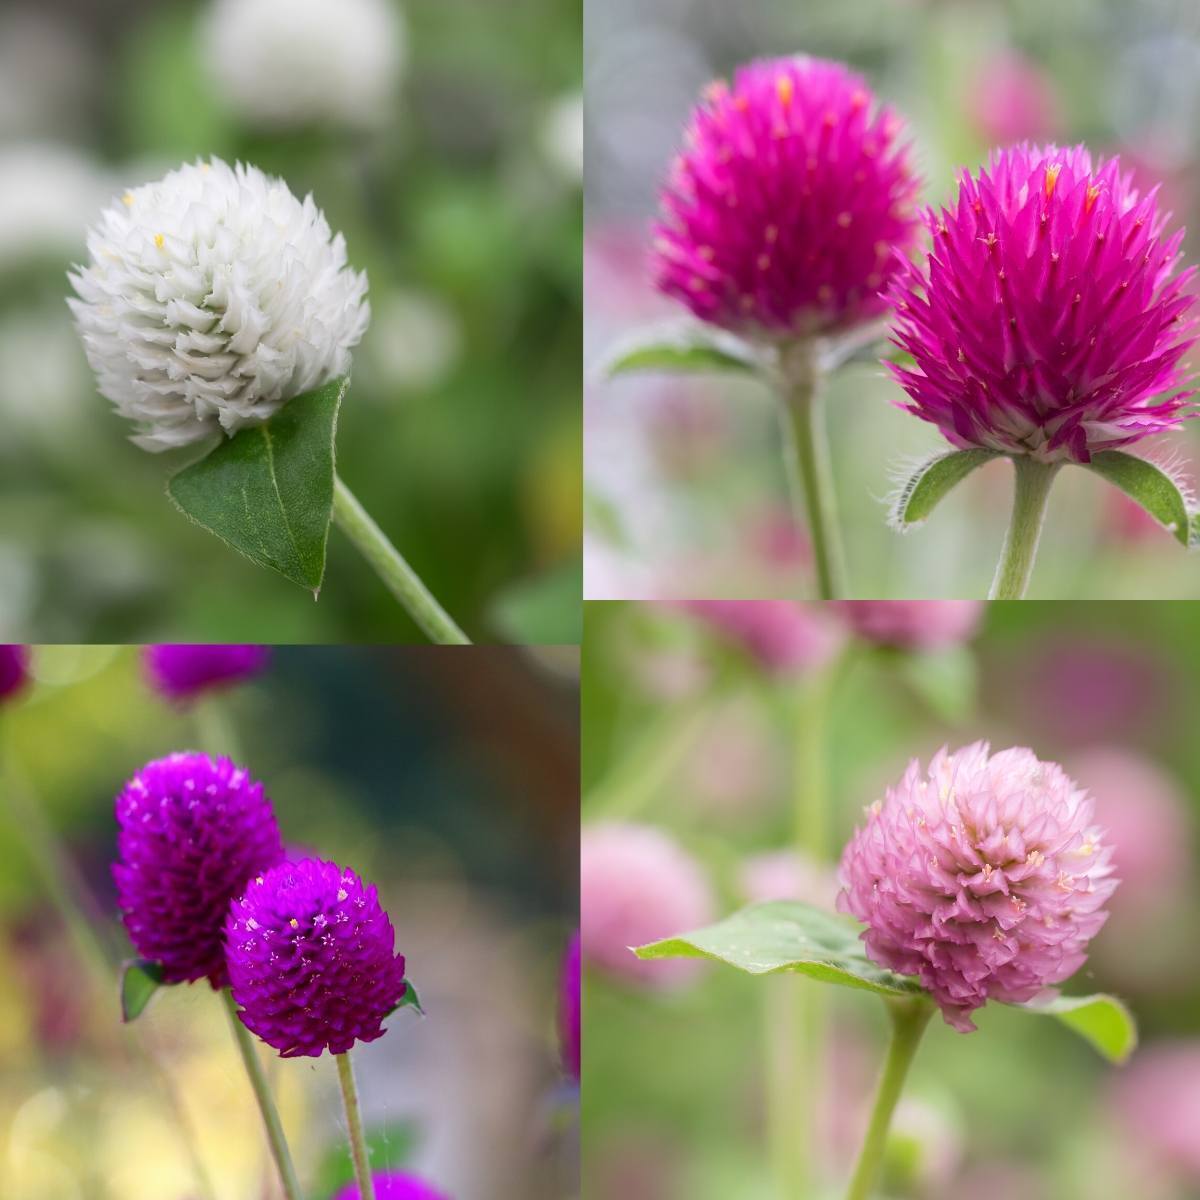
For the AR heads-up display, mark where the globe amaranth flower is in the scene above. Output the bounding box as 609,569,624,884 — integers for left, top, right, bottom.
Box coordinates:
560,930,580,1082
0,644,29,702
889,144,1198,463
225,858,407,1057
113,753,284,986
1109,1041,1200,1181
204,0,404,131
653,55,919,337
143,644,270,703
580,822,715,989
331,1175,450,1200
833,601,983,651
837,742,1117,1031
68,158,369,451
674,600,844,675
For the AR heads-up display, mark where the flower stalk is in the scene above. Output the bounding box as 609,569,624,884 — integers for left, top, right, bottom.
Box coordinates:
988,457,1061,600
336,1051,376,1200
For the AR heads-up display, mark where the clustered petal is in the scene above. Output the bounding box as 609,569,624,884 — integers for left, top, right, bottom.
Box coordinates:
68,158,369,451
113,753,284,986
888,143,1198,463
833,601,983,650
838,742,1117,1031
653,55,920,337
225,858,407,1057
331,1174,450,1200
0,644,29,702
143,644,270,702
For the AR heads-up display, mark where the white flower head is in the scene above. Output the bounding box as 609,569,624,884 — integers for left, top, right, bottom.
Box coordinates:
204,0,405,130
68,158,369,452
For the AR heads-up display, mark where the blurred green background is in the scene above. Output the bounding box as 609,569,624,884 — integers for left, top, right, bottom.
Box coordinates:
582,601,1200,1199
0,643,579,1199
0,0,581,642
584,0,1200,599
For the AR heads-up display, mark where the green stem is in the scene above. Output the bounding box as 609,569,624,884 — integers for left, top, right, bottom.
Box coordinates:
221,989,304,1200
331,474,470,645
777,340,848,600
988,457,1061,600
336,1051,376,1200
192,695,244,762
843,998,934,1200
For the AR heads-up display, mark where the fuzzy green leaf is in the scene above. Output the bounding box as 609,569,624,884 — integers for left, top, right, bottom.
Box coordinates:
167,377,346,593
601,322,761,379
120,958,165,1023
1014,992,1137,1064
1086,450,1190,546
386,981,424,1018
890,449,1000,530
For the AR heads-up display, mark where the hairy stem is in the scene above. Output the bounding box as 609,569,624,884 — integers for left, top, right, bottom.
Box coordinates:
988,457,1061,600
336,1051,376,1200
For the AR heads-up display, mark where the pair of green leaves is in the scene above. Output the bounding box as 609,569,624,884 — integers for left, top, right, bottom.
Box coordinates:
636,901,1136,1064
166,376,347,595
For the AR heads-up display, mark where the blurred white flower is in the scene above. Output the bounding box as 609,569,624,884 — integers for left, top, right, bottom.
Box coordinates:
539,91,583,184
204,0,406,130
68,158,369,452
362,288,462,393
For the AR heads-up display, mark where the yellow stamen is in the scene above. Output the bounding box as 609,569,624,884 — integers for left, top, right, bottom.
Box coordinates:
1044,162,1062,199
776,75,794,108
289,918,299,928
121,193,134,207
154,233,165,249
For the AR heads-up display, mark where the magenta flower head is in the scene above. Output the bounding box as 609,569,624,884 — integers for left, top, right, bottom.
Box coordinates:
113,752,284,986
837,742,1117,1031
225,858,407,1057
331,1175,450,1200
653,56,919,337
674,600,844,674
889,144,1198,463
560,930,581,1082
143,644,270,703
0,645,30,703
833,601,983,651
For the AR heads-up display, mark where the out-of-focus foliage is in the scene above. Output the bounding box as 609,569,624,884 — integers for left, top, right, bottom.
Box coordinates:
0,0,581,641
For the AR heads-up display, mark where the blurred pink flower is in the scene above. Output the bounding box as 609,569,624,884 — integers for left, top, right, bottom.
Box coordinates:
580,822,715,989
968,51,1062,146
1110,1042,1200,1180
747,506,811,571
738,849,838,909
0,644,29,702
674,600,844,674
833,601,983,650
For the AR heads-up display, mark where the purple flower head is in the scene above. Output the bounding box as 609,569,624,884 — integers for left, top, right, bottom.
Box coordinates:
967,52,1061,147
560,930,581,1082
674,600,844,675
331,1175,450,1200
833,601,983,651
225,858,407,1057
889,144,1198,463
837,742,1117,1031
113,753,284,987
0,645,30,703
143,644,270,703
653,56,919,337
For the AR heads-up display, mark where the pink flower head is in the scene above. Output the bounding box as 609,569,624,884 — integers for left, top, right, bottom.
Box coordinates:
580,822,715,990
674,600,843,674
1110,1041,1200,1180
143,644,270,703
738,849,838,909
968,52,1062,146
838,742,1117,1031
833,601,983,650
889,144,1198,463
0,645,30,703
653,56,920,337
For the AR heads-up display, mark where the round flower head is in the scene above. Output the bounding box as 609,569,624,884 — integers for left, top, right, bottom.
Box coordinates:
1109,1041,1200,1180
674,600,844,675
560,930,581,1082
580,822,715,990
204,0,404,131
113,753,284,986
68,158,369,451
331,1175,450,1200
0,644,29,702
837,742,1117,1031
833,601,983,651
653,56,919,337
889,144,1198,463
225,858,407,1057
143,644,270,703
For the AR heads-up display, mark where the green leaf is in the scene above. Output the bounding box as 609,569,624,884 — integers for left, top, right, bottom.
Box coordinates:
890,449,1000,530
311,1122,418,1197
636,901,925,998
489,559,582,644
1014,992,1137,1064
120,958,165,1023
1086,450,1190,546
167,378,346,593
601,322,761,380
386,981,425,1018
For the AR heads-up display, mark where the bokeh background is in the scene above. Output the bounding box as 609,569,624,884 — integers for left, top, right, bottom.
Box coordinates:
582,600,1200,1199
585,0,1200,599
0,0,581,643
0,643,579,1199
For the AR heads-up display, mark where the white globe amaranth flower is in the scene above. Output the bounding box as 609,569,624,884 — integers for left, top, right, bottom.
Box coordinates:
204,0,405,130
68,158,369,452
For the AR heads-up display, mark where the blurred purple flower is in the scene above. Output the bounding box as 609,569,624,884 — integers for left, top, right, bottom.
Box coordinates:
143,644,270,703
838,742,1117,1031
968,51,1061,146
674,600,844,674
833,601,983,650
225,858,407,1057
653,56,919,336
738,849,838,909
331,1175,450,1200
1110,1042,1200,1181
580,822,715,989
0,644,29,702
889,144,1197,463
113,753,284,986
560,930,581,1082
